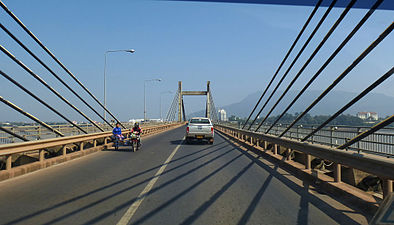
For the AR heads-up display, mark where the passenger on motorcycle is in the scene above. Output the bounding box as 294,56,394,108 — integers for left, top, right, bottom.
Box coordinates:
112,123,124,142
131,122,142,146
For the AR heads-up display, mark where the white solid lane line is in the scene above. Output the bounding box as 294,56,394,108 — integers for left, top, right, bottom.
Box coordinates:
116,138,185,225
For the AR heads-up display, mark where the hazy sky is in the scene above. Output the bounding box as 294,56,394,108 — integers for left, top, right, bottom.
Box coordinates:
0,0,393,122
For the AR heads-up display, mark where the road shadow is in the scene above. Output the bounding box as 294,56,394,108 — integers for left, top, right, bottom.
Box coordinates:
170,140,184,145
103,146,135,152
3,140,228,225
106,149,242,225
179,161,255,225
220,132,362,225
46,146,237,225
170,140,212,145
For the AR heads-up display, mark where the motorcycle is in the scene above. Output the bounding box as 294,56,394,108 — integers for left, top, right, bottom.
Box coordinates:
129,131,141,152
113,134,124,150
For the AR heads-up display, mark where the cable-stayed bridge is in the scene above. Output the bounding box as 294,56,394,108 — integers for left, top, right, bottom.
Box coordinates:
0,0,393,224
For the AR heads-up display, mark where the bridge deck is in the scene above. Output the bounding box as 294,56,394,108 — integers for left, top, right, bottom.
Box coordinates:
0,126,370,225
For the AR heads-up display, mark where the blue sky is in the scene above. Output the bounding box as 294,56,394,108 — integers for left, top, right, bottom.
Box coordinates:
0,0,393,122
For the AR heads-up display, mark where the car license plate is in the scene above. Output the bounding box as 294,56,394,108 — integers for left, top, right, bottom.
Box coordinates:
198,126,202,129
196,135,203,139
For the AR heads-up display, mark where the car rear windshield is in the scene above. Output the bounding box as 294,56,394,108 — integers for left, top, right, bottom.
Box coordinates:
190,118,210,124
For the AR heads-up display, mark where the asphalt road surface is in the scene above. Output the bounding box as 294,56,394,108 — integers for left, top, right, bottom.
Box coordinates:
0,126,369,225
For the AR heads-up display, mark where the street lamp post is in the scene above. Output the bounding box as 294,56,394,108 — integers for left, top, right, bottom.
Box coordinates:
103,49,135,123
144,78,162,122
160,91,172,121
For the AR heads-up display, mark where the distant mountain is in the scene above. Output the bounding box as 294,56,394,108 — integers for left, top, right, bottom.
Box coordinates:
189,90,394,118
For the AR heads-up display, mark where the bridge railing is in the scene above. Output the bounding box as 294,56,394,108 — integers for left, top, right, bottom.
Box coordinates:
0,122,182,177
0,121,173,145
214,123,394,197
220,122,394,156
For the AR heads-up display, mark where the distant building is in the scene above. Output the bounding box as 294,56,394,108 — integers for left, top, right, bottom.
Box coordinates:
357,112,378,120
218,109,227,121
129,119,144,123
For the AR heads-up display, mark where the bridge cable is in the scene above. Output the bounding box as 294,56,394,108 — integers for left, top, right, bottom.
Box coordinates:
0,126,29,142
208,94,217,121
0,96,65,137
169,96,177,121
302,66,393,142
254,0,356,132
209,92,219,122
248,0,338,130
0,23,113,129
242,0,323,129
0,70,87,133
0,45,105,132
168,93,178,121
265,0,384,134
211,92,219,121
166,90,179,121
165,93,175,121
0,1,125,129
338,114,394,150
210,98,217,121
279,22,394,137
173,90,180,121
168,91,178,121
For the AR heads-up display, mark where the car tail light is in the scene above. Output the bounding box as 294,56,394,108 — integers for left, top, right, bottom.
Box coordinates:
211,127,214,133
186,127,189,133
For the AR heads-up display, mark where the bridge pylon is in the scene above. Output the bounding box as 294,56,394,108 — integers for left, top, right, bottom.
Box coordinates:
166,81,218,122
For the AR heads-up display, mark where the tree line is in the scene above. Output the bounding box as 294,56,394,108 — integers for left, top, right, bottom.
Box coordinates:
228,113,388,127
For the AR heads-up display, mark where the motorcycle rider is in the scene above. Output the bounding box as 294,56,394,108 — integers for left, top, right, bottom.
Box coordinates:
112,122,124,142
131,122,142,147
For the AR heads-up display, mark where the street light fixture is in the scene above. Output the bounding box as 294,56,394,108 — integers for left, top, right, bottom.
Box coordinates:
160,91,173,121
103,49,135,123
144,78,162,122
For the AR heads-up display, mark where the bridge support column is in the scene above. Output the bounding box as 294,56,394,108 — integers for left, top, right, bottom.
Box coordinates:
264,141,268,150
256,139,259,147
305,154,311,170
383,179,393,198
334,163,341,182
104,138,108,145
39,149,45,162
62,146,67,156
273,144,278,155
93,139,97,147
6,154,12,170
286,148,292,161
80,142,84,151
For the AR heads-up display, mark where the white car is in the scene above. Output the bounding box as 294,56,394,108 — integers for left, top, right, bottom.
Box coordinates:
186,117,214,144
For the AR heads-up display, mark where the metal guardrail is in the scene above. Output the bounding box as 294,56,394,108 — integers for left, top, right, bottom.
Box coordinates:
214,124,394,197
0,122,183,172
220,122,394,156
0,122,173,145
